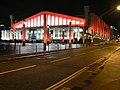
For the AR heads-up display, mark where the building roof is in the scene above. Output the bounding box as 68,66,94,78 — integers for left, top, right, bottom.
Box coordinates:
13,11,86,29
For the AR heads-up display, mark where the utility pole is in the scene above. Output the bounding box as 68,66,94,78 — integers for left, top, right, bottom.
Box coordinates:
9,15,14,43
84,6,90,45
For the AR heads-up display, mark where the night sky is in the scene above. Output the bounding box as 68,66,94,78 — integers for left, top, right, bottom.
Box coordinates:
0,0,120,32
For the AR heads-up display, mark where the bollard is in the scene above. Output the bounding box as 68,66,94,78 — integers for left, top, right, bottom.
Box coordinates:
36,45,37,53
48,44,49,52
69,43,72,49
65,44,66,49
19,45,21,54
57,44,59,50
4,46,6,50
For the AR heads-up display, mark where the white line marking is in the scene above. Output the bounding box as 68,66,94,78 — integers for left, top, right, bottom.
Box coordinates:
0,65,37,75
50,57,70,63
75,53,85,56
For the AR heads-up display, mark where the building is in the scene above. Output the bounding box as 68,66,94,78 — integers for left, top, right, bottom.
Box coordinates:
89,13,110,40
1,11,110,44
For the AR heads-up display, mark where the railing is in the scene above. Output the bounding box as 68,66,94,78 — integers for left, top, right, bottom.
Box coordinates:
0,43,83,56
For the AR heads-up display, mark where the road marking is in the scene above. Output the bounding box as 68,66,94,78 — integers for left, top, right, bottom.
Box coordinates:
75,47,107,57
45,67,88,90
75,53,85,56
50,47,107,63
0,65,37,75
50,57,70,63
45,47,116,89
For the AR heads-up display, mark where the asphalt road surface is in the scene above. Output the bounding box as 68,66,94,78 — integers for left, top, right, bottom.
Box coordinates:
0,44,119,90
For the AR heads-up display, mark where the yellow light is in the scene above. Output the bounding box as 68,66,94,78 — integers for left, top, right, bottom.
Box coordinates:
117,5,120,10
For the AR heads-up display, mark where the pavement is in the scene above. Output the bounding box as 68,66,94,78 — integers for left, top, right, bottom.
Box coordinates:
60,43,120,90
0,43,83,62
0,48,68,62
83,47,120,90
61,45,120,90
0,43,97,62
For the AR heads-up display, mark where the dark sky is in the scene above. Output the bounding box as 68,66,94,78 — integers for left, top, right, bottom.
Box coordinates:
0,0,120,31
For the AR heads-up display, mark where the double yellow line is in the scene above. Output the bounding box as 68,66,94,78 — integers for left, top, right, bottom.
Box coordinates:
45,46,118,90
45,67,88,90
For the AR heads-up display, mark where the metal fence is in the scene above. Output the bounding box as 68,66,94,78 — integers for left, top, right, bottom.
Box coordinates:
0,43,83,56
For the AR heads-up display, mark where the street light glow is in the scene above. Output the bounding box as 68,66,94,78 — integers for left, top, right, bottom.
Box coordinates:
47,25,49,28
62,28,65,31
0,24,4,27
117,5,120,10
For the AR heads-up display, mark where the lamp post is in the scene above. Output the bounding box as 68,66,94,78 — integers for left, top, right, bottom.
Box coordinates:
69,22,72,49
47,25,50,51
84,6,90,45
11,30,14,43
100,5,120,18
47,25,50,45
43,14,47,52
91,30,94,44
14,30,16,45
100,5,120,40
22,20,26,46
62,28,65,44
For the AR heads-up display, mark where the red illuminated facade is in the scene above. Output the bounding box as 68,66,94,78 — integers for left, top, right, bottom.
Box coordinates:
12,11,86,43
13,11,85,29
1,11,110,44
89,13,110,39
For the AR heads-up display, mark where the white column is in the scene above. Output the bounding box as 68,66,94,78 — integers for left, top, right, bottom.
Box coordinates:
1,31,3,40
17,30,19,40
5,30,6,40
6,30,8,40
19,30,21,40
8,30,10,40
26,29,28,40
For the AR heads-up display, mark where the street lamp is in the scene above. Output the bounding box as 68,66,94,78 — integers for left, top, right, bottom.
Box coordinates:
0,24,5,31
99,5,120,40
100,5,120,18
117,5,120,10
0,24,5,27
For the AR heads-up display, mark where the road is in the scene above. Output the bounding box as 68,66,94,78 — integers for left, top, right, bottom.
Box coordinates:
0,44,119,90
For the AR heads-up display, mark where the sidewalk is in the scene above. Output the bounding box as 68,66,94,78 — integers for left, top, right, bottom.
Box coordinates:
83,47,120,90
0,44,87,62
